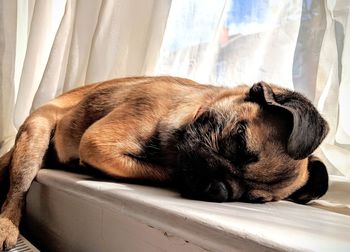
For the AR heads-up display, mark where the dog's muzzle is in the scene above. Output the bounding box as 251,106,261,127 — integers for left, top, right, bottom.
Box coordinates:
203,179,244,202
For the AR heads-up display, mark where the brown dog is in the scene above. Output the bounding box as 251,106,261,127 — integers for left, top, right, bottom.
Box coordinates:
0,76,328,250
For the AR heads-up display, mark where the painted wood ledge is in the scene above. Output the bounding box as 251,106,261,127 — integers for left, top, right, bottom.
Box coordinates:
23,169,350,252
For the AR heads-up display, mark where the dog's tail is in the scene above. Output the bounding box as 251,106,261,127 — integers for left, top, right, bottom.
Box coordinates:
0,148,13,208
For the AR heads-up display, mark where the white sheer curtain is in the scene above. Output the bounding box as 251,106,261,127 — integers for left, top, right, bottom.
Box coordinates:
0,0,349,212
0,0,171,153
153,0,350,178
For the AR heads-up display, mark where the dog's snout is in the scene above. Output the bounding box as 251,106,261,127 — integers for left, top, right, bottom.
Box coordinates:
204,181,229,202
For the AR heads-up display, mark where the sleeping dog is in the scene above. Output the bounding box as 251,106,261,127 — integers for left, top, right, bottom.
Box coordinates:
0,76,329,250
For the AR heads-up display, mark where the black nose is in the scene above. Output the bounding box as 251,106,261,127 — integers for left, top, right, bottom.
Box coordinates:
204,181,229,202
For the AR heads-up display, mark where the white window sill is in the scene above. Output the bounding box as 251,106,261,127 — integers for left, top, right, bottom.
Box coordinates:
24,169,350,251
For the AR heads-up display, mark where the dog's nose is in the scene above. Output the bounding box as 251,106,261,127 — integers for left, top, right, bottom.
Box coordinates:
204,181,228,202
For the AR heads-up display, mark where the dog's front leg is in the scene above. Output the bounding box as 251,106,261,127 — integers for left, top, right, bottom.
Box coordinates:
79,108,169,181
0,115,54,251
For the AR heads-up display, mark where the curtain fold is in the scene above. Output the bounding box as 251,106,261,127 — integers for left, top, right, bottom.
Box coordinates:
33,0,76,109
14,0,67,127
0,0,17,152
0,0,171,156
316,0,350,176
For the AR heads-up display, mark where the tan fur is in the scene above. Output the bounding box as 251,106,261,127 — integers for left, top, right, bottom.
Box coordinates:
0,76,320,250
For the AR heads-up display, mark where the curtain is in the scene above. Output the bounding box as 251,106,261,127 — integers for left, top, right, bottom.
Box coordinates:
0,0,349,212
0,0,171,153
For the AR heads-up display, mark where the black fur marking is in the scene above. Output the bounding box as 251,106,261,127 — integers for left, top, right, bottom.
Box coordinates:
127,128,166,167
165,111,246,202
288,157,328,204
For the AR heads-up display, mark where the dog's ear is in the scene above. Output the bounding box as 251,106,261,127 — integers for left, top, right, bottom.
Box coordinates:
287,155,328,204
248,82,329,160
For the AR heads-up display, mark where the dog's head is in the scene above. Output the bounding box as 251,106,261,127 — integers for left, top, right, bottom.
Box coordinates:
173,82,329,204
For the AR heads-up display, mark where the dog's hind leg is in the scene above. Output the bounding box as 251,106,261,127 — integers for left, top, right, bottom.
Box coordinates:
0,109,56,250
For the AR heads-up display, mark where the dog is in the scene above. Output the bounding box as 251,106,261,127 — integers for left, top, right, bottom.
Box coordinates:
0,76,329,250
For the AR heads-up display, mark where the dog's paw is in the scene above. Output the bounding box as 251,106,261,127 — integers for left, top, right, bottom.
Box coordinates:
0,217,19,251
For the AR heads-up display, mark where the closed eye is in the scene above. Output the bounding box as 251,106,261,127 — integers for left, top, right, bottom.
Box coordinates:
218,120,255,168
235,121,247,150
234,121,259,166
236,120,247,136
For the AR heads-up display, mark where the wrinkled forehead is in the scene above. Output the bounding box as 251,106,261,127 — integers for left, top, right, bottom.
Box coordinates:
237,101,291,155
214,92,291,153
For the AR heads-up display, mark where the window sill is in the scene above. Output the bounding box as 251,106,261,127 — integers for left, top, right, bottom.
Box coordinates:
24,169,350,251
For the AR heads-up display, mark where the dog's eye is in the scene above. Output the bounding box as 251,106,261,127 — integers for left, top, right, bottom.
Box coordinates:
236,121,247,136
237,126,244,135
236,121,247,148
218,121,248,164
